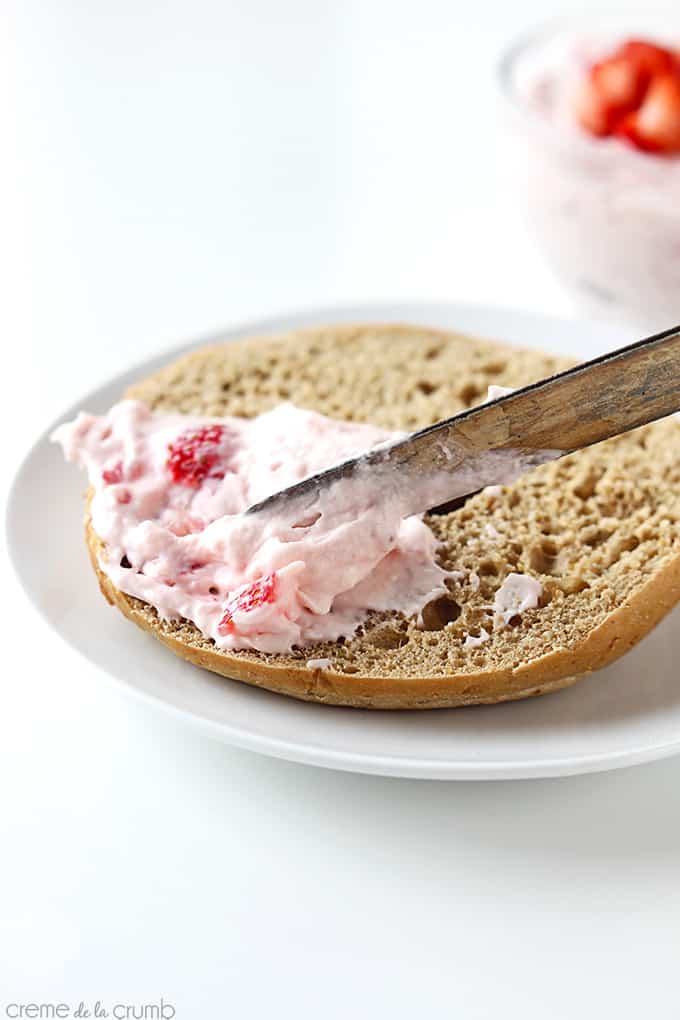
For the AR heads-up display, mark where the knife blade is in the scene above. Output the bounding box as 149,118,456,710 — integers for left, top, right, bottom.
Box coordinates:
245,323,680,522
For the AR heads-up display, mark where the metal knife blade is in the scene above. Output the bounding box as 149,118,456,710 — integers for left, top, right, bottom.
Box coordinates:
245,323,680,522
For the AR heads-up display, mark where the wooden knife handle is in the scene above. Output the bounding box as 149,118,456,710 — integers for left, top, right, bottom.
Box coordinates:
454,324,680,454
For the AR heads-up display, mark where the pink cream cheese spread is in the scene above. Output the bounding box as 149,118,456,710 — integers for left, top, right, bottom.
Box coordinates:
52,401,454,654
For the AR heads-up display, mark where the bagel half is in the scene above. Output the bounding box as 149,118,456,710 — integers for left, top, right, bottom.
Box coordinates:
82,323,680,708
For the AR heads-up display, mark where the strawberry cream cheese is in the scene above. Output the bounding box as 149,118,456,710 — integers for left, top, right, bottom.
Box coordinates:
52,401,452,654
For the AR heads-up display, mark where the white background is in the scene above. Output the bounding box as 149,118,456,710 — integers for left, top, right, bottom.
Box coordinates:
2,1,680,1017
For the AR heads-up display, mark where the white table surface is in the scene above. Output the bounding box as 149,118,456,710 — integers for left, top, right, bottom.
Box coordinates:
2,1,679,1016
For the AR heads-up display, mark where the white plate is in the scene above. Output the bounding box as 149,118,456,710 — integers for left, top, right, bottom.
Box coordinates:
7,302,680,780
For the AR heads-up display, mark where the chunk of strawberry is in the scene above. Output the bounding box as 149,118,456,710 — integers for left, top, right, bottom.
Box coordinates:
218,573,277,634
592,56,646,113
618,39,678,79
102,461,124,485
166,424,226,487
573,74,615,136
616,72,680,154
574,37,680,144
574,57,645,136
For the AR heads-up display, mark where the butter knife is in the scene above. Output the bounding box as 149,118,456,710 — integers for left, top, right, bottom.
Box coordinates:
245,323,680,522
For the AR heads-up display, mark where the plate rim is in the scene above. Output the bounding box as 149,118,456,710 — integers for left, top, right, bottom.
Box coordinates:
9,299,675,782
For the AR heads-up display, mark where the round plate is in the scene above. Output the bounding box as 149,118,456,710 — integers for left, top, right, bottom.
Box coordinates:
7,302,680,780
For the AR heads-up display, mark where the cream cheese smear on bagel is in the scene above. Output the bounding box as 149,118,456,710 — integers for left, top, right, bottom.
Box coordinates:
53,398,541,653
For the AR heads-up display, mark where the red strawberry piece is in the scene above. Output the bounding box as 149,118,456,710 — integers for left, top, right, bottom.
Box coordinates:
574,74,614,136
618,39,677,79
575,56,646,137
616,72,680,154
116,489,132,505
592,56,647,113
166,424,226,487
575,38,680,143
218,573,277,634
102,461,124,485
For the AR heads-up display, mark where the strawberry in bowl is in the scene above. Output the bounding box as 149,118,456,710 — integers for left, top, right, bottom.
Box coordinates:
575,39,680,154
500,22,680,329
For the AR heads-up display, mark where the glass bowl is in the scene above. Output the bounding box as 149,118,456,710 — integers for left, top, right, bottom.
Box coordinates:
499,18,680,330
